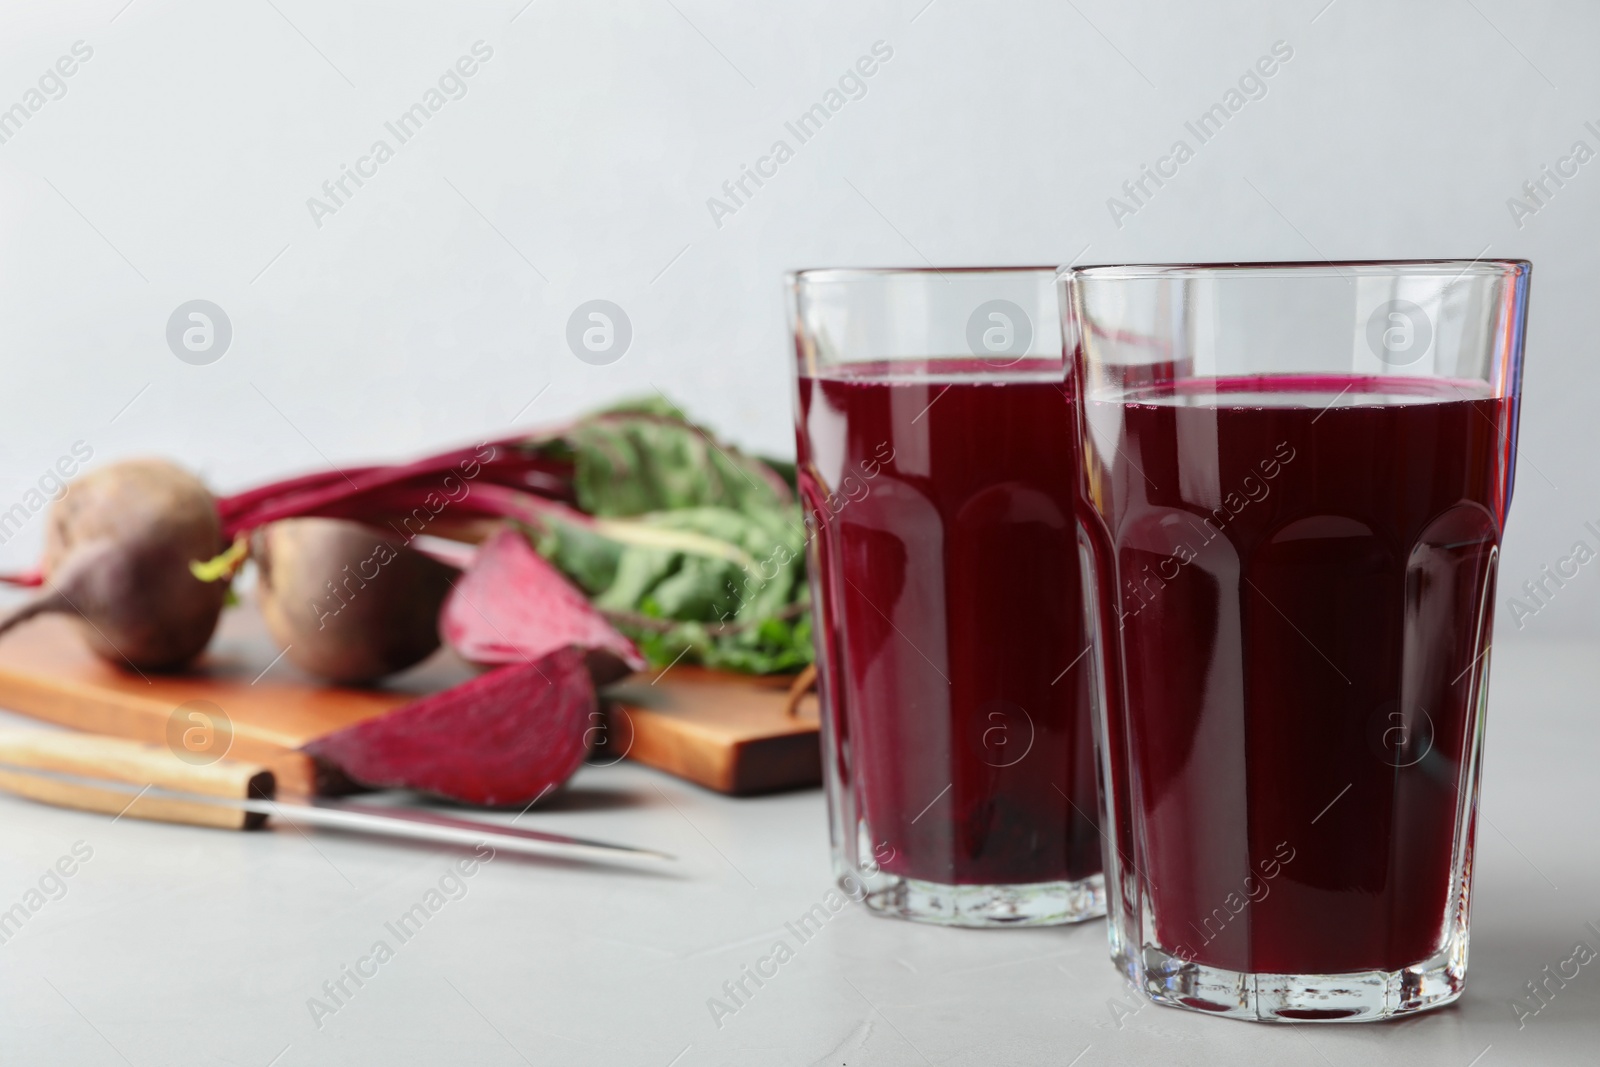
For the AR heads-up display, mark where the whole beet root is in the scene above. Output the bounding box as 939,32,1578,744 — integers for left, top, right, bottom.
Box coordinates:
253,518,453,685
0,459,228,670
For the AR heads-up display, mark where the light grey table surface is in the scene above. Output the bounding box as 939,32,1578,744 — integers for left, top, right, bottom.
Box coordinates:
0,634,1594,1067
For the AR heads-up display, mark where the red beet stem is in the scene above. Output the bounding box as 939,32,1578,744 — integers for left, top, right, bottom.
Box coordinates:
215,405,788,538
219,448,574,538
217,464,390,523
217,435,540,521
293,482,589,538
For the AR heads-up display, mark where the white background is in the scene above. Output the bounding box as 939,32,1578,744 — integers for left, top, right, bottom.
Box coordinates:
0,0,1593,645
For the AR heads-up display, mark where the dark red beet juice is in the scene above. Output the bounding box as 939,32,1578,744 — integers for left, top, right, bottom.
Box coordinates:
1084,375,1511,975
796,361,1101,894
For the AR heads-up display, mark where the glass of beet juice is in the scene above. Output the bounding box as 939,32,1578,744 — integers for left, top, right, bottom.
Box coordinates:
788,267,1105,926
1063,260,1530,1020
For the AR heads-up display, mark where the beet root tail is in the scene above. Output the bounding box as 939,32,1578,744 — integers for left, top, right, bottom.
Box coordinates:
0,588,72,642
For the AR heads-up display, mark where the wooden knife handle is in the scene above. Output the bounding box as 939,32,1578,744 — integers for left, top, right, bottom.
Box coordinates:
0,729,275,830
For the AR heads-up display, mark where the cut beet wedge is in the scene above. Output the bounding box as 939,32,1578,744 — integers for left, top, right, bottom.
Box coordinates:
441,527,645,684
303,648,595,806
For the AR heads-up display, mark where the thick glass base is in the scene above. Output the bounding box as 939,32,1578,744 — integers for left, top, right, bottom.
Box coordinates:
1121,942,1467,1023
852,871,1106,927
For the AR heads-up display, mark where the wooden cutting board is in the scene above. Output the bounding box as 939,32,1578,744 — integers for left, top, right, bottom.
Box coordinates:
0,608,819,797
601,670,820,795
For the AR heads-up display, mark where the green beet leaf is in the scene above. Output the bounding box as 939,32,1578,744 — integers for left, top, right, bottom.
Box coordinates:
522,400,812,675
528,397,794,519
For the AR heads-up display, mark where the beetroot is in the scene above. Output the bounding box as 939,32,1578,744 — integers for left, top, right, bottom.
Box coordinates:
0,459,227,670
303,648,595,805
441,528,645,684
253,518,455,684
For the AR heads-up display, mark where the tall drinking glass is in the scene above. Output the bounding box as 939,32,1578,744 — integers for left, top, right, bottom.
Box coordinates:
1064,260,1530,1019
789,267,1105,926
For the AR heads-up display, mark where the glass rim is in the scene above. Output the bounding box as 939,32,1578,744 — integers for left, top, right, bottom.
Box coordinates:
1059,258,1531,282
788,265,1058,286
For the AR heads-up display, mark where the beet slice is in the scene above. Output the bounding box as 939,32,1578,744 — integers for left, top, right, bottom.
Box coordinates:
303,649,595,805
441,527,645,682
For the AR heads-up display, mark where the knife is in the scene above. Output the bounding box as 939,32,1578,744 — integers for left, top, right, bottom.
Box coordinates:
0,730,672,865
